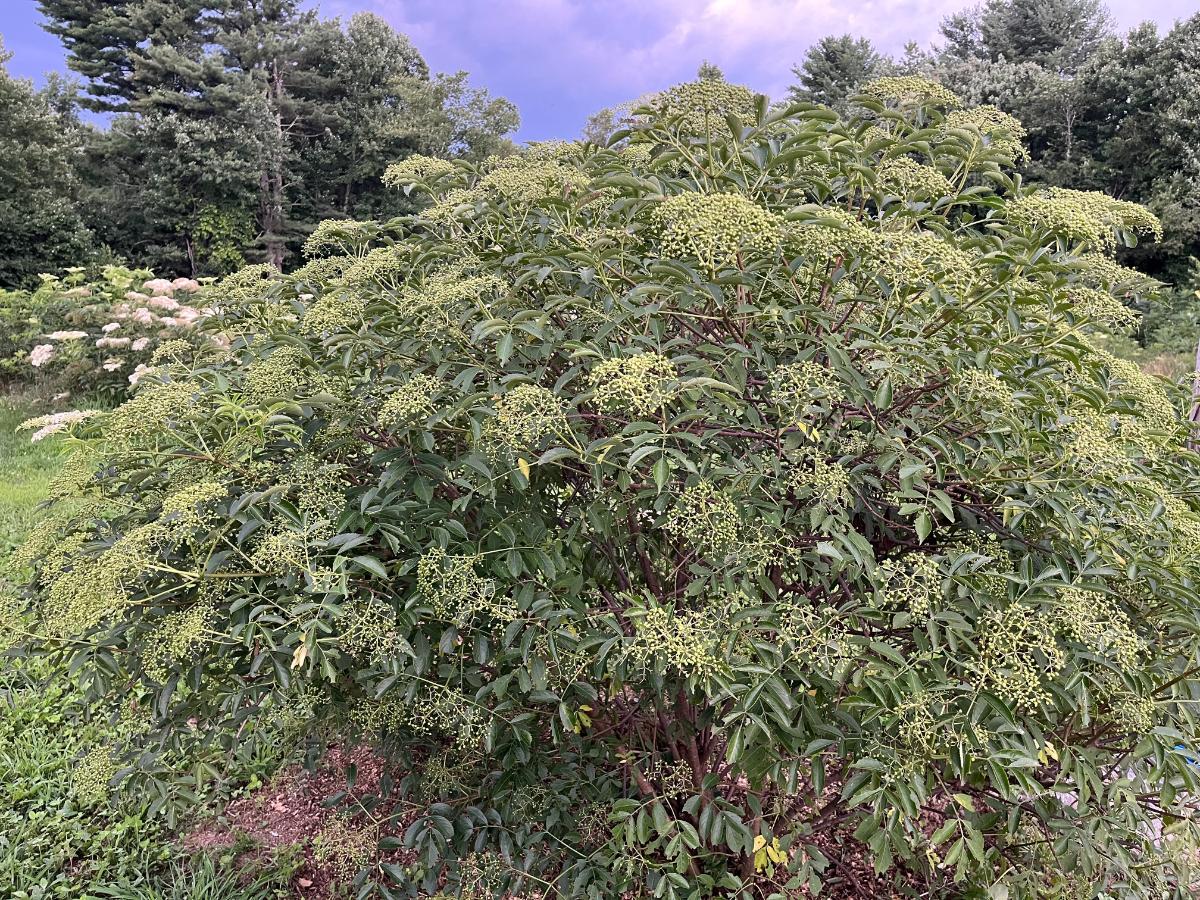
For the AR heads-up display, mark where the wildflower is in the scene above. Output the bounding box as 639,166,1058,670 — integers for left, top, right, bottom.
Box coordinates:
171,277,201,293
588,353,677,417
96,336,131,349
131,337,151,352
102,322,121,333
132,307,157,326
653,191,783,270
29,343,55,367
46,330,89,341
125,291,151,303
102,357,124,372
18,409,102,442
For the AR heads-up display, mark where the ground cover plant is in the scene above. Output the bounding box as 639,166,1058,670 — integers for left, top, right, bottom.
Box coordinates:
9,74,1200,898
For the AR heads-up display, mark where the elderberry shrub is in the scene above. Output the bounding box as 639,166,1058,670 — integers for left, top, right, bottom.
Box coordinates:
13,75,1200,899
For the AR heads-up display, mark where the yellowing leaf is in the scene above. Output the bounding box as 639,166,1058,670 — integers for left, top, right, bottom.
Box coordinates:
291,636,309,670
517,457,531,479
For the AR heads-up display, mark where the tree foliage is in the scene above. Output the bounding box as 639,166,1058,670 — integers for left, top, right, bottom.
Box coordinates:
0,41,93,289
14,75,1200,898
21,2,520,281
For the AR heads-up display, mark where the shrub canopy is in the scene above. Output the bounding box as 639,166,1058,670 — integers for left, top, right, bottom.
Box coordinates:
12,77,1200,898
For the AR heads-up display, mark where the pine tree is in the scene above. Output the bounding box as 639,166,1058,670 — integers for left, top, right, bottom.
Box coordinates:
788,34,882,109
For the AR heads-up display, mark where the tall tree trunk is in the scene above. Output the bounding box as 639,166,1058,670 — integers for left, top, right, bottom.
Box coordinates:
261,57,287,270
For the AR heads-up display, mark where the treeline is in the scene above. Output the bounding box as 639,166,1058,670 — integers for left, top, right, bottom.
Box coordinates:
0,1,517,287
788,0,1200,286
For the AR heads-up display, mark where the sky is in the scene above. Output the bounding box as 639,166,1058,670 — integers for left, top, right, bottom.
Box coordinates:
3,0,1199,142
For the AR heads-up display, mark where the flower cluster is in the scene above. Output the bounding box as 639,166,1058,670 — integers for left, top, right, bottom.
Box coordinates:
303,219,377,259
18,409,101,442
878,230,979,294
786,209,882,268
877,156,955,199
876,554,943,617
354,684,488,748
653,79,758,133
785,450,852,508
245,346,313,398
977,604,1065,710
141,600,216,682
106,381,200,440
652,192,782,270
665,481,743,561
301,292,367,334
943,105,1028,163
862,76,961,109
1007,188,1162,250
588,352,677,417
770,360,842,424
774,601,849,677
73,746,118,805
1068,286,1138,329
378,374,445,429
487,383,566,454
631,602,726,680
1056,588,1143,667
382,154,459,188
335,597,404,662
417,547,513,625
313,817,377,883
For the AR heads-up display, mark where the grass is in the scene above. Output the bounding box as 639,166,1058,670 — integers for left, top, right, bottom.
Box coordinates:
0,395,295,899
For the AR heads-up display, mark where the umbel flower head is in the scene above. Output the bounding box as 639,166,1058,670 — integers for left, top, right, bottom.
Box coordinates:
588,352,677,417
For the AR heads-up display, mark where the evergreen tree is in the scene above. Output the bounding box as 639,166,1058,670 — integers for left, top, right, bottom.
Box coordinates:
788,34,882,109
36,0,519,274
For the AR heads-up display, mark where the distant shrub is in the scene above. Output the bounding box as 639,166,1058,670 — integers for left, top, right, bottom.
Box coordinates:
0,266,214,401
13,77,1200,898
